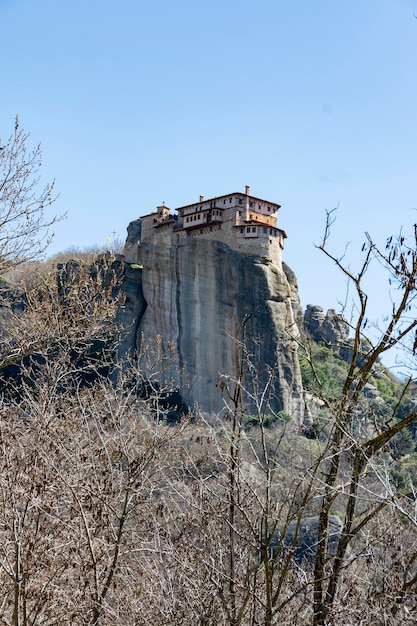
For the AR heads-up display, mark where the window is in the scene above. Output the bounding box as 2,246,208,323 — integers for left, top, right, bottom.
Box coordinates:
252,227,256,233
238,199,242,205
229,198,232,203
246,227,251,233
263,227,267,234
240,228,244,234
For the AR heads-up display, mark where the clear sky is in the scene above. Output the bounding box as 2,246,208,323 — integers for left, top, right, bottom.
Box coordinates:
1,0,417,340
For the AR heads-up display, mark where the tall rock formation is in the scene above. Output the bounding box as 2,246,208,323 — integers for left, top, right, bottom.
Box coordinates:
303,305,349,346
119,238,304,421
119,190,305,420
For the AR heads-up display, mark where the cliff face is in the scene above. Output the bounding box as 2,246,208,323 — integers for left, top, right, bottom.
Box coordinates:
119,226,304,420
303,304,349,346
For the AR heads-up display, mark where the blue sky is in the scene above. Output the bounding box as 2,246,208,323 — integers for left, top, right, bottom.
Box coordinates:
1,0,417,346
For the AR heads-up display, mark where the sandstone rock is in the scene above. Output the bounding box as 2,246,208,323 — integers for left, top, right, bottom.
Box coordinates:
123,219,142,264
321,308,350,345
119,231,304,420
304,304,349,346
115,263,146,365
304,305,325,340
282,262,303,328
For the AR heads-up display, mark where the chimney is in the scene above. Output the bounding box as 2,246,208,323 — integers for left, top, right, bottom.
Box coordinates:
245,185,250,195
199,195,204,202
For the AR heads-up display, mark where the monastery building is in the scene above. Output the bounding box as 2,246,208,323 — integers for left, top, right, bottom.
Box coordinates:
130,186,287,268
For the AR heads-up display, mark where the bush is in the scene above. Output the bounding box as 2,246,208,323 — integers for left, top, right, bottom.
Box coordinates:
244,410,291,430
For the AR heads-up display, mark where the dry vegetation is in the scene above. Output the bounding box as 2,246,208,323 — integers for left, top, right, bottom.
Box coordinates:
0,119,416,625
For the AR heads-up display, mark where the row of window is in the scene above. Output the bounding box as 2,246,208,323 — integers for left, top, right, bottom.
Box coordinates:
185,210,222,223
240,227,257,234
239,227,279,236
237,199,274,212
249,202,274,212
187,199,274,212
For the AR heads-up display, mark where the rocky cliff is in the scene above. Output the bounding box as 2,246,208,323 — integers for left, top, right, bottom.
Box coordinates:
118,220,304,420
303,304,350,346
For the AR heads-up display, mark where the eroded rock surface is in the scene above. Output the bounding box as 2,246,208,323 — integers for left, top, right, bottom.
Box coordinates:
119,232,304,419
304,304,349,346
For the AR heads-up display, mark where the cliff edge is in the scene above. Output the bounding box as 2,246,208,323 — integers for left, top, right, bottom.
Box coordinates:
118,219,304,420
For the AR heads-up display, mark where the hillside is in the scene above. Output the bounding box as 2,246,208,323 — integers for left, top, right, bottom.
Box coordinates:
0,244,416,624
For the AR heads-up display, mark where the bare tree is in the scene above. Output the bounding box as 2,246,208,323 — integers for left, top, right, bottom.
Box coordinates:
0,117,58,272
149,214,417,626
0,352,194,626
305,211,417,626
0,122,416,626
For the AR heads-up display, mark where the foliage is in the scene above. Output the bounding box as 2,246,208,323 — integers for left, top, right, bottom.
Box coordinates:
244,410,291,430
390,452,417,491
299,342,350,398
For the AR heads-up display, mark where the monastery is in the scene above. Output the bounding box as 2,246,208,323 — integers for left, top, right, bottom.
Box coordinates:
134,186,287,268
120,187,302,418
